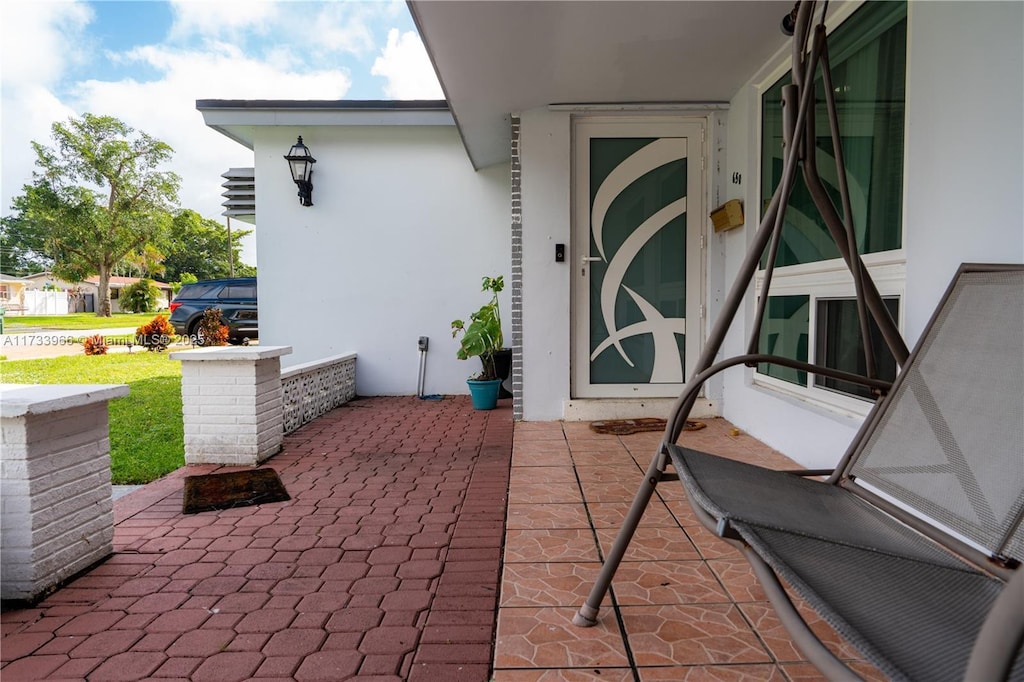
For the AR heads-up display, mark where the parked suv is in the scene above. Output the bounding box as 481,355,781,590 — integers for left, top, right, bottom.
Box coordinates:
169,277,258,344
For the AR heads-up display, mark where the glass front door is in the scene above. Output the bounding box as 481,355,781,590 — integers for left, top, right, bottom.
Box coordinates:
573,119,705,398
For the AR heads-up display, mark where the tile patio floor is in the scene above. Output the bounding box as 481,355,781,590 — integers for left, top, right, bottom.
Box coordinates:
495,419,885,681
1,396,883,681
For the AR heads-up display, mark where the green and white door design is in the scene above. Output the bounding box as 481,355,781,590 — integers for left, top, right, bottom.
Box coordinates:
573,119,705,398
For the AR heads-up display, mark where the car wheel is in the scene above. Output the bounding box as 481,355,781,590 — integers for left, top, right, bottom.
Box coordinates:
188,320,206,346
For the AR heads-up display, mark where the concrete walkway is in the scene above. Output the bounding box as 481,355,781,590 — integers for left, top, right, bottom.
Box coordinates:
0,328,140,360
1,396,512,681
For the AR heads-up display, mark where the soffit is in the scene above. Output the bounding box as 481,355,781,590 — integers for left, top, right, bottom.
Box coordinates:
409,0,796,168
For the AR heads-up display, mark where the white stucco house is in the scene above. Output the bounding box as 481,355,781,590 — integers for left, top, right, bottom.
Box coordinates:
197,0,1023,469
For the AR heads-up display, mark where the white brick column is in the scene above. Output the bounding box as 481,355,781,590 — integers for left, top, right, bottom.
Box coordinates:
1,383,129,603
169,346,292,466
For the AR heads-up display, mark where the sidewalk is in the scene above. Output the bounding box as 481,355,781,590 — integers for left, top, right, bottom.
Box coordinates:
0,328,140,361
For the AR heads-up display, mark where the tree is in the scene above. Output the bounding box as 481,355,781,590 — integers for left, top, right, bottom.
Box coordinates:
0,210,52,275
161,210,253,282
171,272,198,295
10,114,180,316
117,244,166,279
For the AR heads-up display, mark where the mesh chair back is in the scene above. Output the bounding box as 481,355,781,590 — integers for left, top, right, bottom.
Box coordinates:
849,266,1024,561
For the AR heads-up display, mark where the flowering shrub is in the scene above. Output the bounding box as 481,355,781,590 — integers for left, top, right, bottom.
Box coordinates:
136,315,175,352
83,334,108,355
196,307,229,346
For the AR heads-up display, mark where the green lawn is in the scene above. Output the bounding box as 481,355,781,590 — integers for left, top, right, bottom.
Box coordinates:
3,312,161,331
1,352,183,484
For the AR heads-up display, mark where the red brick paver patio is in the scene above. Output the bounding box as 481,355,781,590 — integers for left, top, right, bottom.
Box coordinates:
2,397,511,682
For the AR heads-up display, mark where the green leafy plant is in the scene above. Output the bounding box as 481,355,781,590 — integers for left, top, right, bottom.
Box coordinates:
451,275,505,380
171,272,197,295
196,307,229,347
120,278,160,313
136,314,174,352
83,334,108,355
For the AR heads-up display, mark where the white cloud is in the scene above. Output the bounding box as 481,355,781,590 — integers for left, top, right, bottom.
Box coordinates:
371,28,442,99
1,85,79,210
0,0,92,213
167,0,279,42
307,2,377,56
168,0,404,58
0,0,93,89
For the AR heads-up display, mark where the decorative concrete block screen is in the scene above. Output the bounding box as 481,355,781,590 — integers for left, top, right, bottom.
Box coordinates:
281,353,357,434
1,383,128,602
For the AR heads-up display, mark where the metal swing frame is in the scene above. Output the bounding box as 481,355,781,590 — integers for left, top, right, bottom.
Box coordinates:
573,0,908,628
573,5,1024,679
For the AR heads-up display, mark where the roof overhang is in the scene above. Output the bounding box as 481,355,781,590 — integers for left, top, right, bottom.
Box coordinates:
196,99,454,149
409,0,796,168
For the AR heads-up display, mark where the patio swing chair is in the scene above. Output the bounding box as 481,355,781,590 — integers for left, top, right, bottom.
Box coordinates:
572,2,1024,681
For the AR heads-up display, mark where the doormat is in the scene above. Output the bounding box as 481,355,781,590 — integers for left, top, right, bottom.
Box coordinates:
182,468,290,514
590,418,706,435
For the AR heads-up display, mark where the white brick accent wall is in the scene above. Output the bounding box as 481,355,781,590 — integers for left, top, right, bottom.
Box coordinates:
170,346,292,466
1,384,128,602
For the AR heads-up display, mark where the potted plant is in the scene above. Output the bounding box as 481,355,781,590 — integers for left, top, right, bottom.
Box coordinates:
452,275,508,410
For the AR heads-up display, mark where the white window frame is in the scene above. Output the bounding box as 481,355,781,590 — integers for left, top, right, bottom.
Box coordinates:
752,0,909,418
753,253,905,417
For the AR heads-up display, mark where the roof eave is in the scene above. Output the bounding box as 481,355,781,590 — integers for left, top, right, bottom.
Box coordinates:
196,99,455,150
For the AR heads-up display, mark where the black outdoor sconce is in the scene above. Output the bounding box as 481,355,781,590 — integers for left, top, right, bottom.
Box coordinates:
284,136,317,206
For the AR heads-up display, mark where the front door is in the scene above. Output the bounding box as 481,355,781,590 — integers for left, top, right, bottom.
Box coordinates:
573,118,705,398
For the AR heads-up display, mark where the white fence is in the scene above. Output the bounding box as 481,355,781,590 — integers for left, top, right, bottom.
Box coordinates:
2,291,69,315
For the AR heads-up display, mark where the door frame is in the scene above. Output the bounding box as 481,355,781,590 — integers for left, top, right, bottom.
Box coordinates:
571,115,708,399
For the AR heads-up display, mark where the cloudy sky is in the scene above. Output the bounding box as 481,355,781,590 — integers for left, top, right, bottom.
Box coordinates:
0,0,443,264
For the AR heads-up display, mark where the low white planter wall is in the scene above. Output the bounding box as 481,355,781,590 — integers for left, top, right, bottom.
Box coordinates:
1,383,128,602
169,346,292,466
171,348,359,466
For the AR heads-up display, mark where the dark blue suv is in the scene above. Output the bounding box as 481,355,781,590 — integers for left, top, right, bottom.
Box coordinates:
169,277,258,344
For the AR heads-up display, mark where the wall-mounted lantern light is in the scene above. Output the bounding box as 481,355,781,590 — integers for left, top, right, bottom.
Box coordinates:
284,136,316,206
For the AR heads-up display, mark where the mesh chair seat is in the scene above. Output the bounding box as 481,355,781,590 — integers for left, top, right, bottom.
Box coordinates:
670,445,1024,680
670,445,967,567
735,524,1024,681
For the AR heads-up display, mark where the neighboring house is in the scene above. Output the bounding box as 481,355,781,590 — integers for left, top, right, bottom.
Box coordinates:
20,272,85,313
197,1,1023,469
0,272,29,314
0,272,70,315
21,272,172,314
83,276,173,314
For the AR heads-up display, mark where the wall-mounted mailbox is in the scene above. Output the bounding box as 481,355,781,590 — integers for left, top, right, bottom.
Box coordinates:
710,199,745,233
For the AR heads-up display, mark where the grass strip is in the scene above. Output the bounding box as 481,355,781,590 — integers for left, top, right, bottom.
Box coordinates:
3,312,160,331
1,352,184,484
